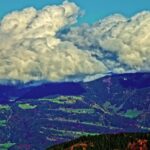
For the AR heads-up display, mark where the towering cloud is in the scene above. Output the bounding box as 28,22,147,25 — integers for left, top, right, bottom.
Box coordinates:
0,1,149,83
61,11,150,74
0,1,107,82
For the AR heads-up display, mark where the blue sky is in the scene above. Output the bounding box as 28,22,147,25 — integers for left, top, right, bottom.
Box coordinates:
0,0,150,24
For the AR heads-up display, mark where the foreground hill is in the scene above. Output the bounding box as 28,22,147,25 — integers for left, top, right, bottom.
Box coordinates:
47,132,150,150
0,73,149,150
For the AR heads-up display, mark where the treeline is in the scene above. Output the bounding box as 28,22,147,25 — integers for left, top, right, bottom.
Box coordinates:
46,132,150,150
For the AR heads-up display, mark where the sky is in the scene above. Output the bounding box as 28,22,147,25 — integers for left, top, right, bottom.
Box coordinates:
0,0,150,24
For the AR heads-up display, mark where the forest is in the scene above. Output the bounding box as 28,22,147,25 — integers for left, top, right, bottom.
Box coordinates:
47,132,150,150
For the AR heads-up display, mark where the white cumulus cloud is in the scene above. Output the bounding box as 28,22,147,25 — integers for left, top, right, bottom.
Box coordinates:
0,1,149,83
61,11,150,75
0,1,107,82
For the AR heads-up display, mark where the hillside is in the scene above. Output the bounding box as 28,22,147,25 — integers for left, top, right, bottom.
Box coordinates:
0,73,150,150
47,132,150,150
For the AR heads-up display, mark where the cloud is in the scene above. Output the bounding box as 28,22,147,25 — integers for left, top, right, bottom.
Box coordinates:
0,1,149,83
0,1,107,82
61,11,150,74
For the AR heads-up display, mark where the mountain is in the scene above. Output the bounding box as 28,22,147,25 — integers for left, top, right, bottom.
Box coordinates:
0,73,150,150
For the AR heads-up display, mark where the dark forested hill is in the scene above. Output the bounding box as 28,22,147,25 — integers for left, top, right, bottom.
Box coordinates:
47,132,150,150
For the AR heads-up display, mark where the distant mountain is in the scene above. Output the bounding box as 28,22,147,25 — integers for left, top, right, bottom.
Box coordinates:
0,72,149,102
17,82,86,100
